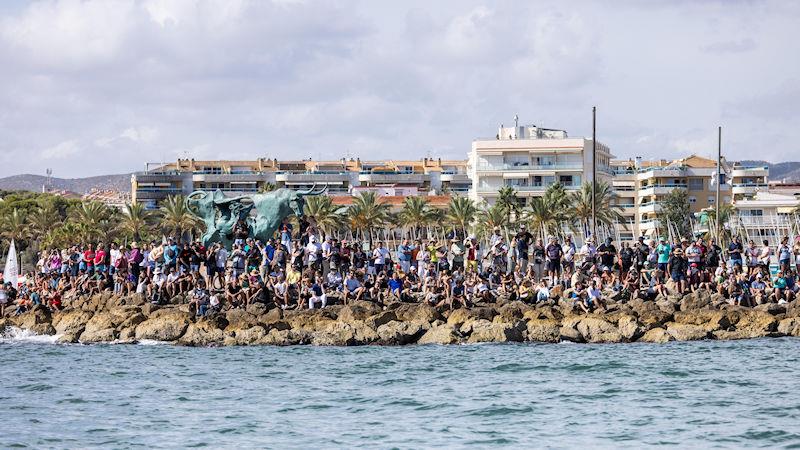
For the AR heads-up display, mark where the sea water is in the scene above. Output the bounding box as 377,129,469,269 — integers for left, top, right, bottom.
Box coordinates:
2,334,800,448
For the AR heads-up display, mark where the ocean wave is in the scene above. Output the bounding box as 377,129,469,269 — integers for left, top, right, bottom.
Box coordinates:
0,326,62,344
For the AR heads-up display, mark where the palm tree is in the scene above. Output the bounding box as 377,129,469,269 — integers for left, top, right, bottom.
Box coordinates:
570,181,623,238
70,201,111,229
397,196,437,239
159,195,202,242
525,197,560,241
346,191,391,244
304,195,343,239
0,208,28,244
496,185,520,225
259,183,277,193
28,203,62,242
119,202,154,241
476,203,508,240
444,196,477,238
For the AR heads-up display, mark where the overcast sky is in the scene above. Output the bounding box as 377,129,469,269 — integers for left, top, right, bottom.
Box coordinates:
0,0,798,177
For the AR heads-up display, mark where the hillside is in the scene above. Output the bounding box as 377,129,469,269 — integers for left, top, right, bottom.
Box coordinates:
739,161,800,182
0,173,132,194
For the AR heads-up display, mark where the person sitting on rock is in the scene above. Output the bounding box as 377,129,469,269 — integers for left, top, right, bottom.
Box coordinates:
667,248,688,295
771,270,792,304
307,277,327,309
436,277,467,311
225,277,246,309
586,279,607,312
535,280,550,304
190,285,210,316
750,273,767,304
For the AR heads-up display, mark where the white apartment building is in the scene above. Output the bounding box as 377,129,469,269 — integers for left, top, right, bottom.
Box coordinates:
468,120,613,206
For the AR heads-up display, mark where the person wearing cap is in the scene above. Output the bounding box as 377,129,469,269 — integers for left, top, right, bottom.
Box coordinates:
634,236,649,272
562,236,576,277
464,235,480,273
667,247,687,294
656,237,671,272
545,236,563,287
579,237,596,267
514,225,533,273
750,271,767,304
397,239,414,274
490,226,503,248
596,237,617,275
449,237,465,272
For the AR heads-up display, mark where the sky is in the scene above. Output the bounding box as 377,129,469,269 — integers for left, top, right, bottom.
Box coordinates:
0,0,798,177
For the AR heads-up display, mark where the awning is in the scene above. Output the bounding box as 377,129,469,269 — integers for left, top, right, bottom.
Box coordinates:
285,181,344,186
503,173,529,179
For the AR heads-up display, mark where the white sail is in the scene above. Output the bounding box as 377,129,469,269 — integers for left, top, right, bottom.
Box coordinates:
3,239,19,288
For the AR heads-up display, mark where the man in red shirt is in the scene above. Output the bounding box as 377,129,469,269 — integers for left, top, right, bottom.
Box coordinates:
83,244,96,274
94,243,108,274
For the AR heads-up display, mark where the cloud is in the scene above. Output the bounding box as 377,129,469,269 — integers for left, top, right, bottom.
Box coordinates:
0,0,799,178
40,140,79,159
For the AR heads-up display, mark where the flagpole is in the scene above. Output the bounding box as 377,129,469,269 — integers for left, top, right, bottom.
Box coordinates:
716,126,721,240
592,106,597,240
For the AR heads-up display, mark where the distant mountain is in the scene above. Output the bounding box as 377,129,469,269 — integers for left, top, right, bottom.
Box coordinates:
739,161,800,182
0,173,132,194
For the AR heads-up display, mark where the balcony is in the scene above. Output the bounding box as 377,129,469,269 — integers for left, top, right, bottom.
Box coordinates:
276,172,352,184
732,183,768,195
192,173,266,183
440,172,470,182
639,183,687,196
638,201,662,214
475,163,583,173
358,172,428,184
731,166,768,178
134,172,185,183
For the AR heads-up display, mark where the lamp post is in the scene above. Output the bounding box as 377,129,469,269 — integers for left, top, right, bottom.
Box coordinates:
592,106,597,240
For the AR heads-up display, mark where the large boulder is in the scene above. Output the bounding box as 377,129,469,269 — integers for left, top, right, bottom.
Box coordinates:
53,310,93,336
778,318,800,337
673,310,732,332
446,307,497,327
680,290,712,311
310,321,378,346
178,320,226,346
576,317,623,343
225,326,267,346
338,301,382,322
616,315,644,341
364,311,397,330
284,308,338,331
732,310,778,338
525,319,561,343
14,305,53,335
393,303,442,324
134,309,192,341
259,328,310,345
639,327,673,343
225,309,259,331
466,320,525,343
496,301,534,322
628,299,672,329
376,321,425,345
666,322,708,341
417,324,461,345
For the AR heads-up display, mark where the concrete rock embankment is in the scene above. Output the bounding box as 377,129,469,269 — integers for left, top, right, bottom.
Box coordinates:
2,290,799,346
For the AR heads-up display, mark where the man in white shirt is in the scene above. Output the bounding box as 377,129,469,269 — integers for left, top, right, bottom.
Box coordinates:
579,238,597,266
372,241,390,273
305,236,322,270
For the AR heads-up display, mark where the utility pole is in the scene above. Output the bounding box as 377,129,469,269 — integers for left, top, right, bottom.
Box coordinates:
592,106,599,239
716,126,721,240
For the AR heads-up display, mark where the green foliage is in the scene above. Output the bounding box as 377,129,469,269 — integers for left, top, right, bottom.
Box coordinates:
346,191,391,243
397,196,438,237
304,195,344,238
658,189,692,238
570,181,624,236
445,196,477,236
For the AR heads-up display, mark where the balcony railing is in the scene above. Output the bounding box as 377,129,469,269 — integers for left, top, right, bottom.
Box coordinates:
732,183,768,188
136,187,183,193
476,163,583,171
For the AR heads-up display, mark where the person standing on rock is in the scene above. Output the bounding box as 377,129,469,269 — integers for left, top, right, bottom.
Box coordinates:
545,237,563,287
728,236,744,270
656,237,670,272
667,248,688,295
515,225,533,273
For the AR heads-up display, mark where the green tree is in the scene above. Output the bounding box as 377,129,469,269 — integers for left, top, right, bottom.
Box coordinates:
259,183,277,193
304,195,344,239
119,202,154,241
28,203,62,242
346,191,391,243
397,196,438,239
570,181,624,237
159,195,201,242
658,189,692,239
0,208,28,244
476,203,508,240
496,185,520,226
444,196,477,238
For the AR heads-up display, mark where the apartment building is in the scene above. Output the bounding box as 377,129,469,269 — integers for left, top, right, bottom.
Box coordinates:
731,190,799,247
132,158,471,208
610,155,770,241
467,122,613,206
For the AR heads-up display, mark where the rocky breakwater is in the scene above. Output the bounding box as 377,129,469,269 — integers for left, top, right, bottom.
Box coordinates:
2,290,800,346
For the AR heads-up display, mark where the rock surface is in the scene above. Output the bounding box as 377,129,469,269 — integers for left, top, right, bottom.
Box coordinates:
4,289,800,346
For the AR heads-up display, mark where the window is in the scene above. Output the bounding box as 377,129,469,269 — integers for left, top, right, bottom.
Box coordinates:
559,175,573,185
688,196,697,204
505,178,529,187
688,178,704,190
708,196,715,204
